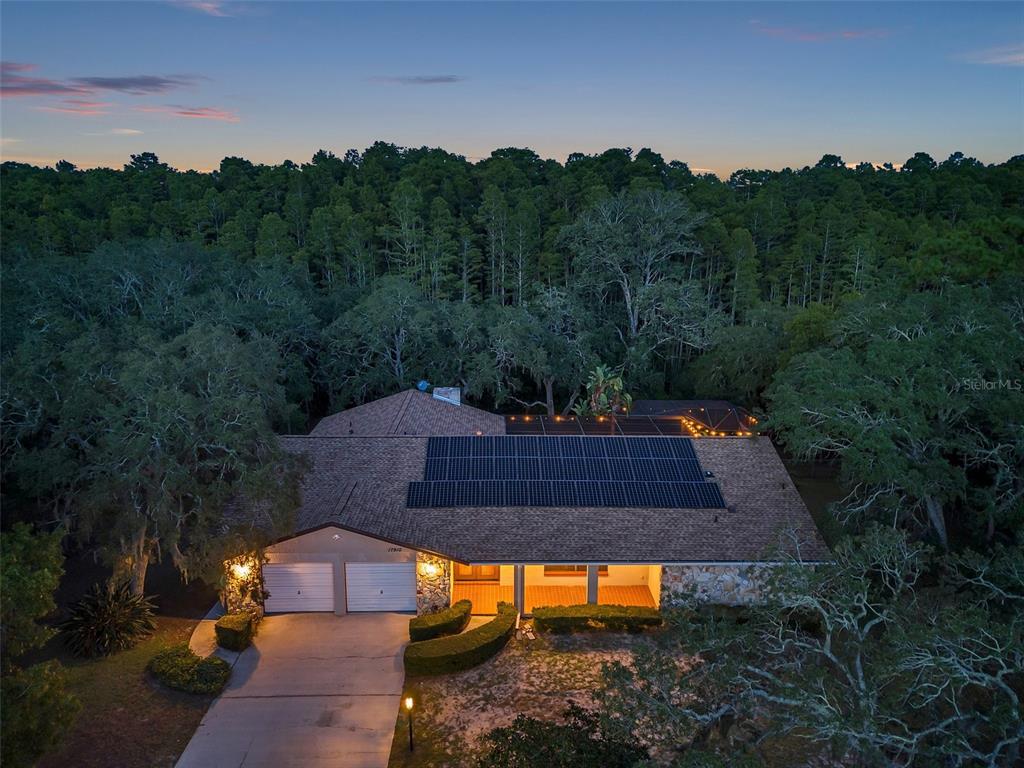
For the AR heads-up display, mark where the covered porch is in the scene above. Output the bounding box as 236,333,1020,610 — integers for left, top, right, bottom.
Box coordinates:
451,563,660,615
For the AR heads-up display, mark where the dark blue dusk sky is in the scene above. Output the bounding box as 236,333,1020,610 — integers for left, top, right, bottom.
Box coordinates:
1,1,1021,176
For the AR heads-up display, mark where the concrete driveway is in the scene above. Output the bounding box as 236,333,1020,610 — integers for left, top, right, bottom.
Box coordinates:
176,613,408,768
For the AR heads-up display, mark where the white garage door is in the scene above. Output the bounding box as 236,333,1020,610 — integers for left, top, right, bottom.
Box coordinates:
263,562,335,613
345,563,417,612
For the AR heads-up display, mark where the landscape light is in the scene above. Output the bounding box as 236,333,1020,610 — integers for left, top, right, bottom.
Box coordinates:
405,696,415,752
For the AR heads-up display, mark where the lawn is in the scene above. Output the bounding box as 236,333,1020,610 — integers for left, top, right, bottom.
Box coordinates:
387,621,828,768
37,616,215,768
31,558,220,768
388,624,655,768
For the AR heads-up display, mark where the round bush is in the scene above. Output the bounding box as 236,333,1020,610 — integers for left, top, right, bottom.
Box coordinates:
60,581,157,657
149,644,230,695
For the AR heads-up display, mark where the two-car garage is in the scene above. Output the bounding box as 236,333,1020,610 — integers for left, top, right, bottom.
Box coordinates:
262,526,421,615
263,562,416,613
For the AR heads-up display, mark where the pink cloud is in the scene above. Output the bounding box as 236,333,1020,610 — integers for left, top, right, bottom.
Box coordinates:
34,98,113,116
1,61,86,97
750,21,889,43
2,62,203,101
135,104,239,122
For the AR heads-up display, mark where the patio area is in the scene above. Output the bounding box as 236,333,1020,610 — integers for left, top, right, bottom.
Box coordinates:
451,583,656,615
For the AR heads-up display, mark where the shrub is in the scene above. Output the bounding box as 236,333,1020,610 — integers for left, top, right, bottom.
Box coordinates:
148,644,230,695
215,611,257,651
405,602,517,675
409,599,472,641
60,581,157,657
1,661,80,768
477,702,647,767
532,604,662,634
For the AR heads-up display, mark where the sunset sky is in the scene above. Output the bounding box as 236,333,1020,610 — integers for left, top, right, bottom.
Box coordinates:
1,1,1021,177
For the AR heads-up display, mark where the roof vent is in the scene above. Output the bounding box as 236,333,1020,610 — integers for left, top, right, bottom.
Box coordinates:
432,386,462,407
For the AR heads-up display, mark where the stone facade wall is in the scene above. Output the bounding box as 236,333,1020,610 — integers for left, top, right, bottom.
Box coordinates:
416,553,451,614
223,553,267,617
660,564,768,606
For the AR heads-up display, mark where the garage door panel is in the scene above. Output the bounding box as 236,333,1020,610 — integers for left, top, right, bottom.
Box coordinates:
345,563,416,612
264,563,334,613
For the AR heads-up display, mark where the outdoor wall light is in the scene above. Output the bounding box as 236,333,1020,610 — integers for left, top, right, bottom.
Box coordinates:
230,563,251,579
420,562,440,578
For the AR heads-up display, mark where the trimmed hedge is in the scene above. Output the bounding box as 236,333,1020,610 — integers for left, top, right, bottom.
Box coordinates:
148,644,231,694
532,604,662,634
409,599,472,641
215,611,256,651
405,602,517,675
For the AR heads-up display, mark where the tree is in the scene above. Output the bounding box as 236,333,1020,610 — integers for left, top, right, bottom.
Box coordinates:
424,197,457,299
7,320,302,595
690,320,785,406
381,179,423,277
603,527,1024,767
1,524,79,768
488,288,593,414
319,277,440,404
479,184,510,302
255,212,297,264
565,189,715,382
727,227,759,323
566,188,706,343
766,283,1024,548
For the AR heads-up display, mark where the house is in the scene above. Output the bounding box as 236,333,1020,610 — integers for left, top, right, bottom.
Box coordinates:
234,389,829,617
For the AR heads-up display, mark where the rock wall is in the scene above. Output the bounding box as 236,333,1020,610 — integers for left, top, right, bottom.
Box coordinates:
660,564,767,606
416,553,451,614
223,553,267,617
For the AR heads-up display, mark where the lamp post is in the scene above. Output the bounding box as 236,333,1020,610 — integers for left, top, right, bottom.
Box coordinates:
404,695,414,752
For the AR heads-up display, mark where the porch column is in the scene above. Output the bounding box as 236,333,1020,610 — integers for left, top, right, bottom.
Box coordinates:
513,565,525,614
586,565,599,604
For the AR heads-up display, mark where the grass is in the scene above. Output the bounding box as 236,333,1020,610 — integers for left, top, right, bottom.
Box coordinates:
31,556,222,768
37,616,213,768
387,625,655,768
386,622,828,768
388,688,466,768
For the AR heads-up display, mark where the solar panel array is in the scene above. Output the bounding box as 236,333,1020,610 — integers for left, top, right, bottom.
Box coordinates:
407,436,726,509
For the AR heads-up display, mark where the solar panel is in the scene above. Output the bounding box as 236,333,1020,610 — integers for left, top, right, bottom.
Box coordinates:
407,480,726,509
416,436,725,509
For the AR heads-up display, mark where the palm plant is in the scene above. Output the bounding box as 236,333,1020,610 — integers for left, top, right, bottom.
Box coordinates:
61,581,157,657
572,365,633,417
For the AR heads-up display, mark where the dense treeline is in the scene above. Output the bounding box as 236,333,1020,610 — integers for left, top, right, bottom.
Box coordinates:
3,146,1022,408
2,145,1022,766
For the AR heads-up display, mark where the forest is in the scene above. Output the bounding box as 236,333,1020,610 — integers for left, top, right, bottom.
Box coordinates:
1,144,1022,766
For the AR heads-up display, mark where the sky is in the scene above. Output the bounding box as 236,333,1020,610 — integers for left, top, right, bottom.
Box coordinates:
1,1,1021,177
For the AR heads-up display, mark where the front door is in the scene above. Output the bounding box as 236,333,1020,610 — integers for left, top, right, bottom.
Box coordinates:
454,564,500,582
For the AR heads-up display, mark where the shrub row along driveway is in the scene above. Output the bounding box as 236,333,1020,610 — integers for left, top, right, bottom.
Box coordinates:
176,613,409,768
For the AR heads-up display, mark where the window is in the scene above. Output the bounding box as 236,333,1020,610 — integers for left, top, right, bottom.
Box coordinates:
543,565,608,576
454,564,500,582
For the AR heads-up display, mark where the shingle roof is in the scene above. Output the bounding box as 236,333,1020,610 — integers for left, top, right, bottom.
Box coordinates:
271,433,830,563
311,390,505,437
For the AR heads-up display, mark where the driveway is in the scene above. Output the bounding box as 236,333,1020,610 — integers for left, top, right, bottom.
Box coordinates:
176,613,409,768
